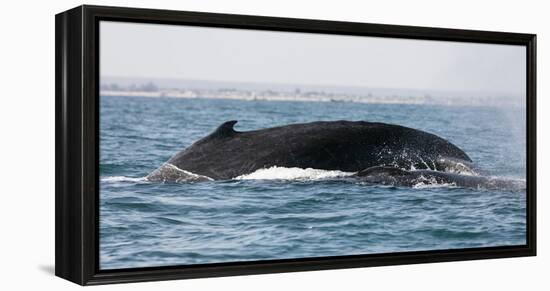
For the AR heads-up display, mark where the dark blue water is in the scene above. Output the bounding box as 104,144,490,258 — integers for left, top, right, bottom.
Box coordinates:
99,95,526,269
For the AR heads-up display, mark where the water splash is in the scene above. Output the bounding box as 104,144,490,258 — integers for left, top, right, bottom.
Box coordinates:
235,166,355,181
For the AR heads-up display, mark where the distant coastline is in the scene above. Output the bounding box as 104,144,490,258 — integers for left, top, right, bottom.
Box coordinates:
100,78,524,107
100,88,523,107
100,89,436,105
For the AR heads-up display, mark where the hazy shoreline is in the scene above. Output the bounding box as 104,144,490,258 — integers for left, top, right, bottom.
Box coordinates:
100,89,524,107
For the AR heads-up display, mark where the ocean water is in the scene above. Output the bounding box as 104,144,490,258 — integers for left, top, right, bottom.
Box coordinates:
99,95,526,270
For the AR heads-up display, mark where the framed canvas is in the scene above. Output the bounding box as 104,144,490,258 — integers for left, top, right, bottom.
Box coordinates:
55,5,536,285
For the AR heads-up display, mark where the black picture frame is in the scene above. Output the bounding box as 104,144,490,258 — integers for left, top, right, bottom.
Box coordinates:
55,4,537,286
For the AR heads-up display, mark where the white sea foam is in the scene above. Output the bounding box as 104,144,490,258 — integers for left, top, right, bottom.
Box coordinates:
407,174,455,189
438,160,479,176
146,163,214,182
235,166,355,181
163,164,214,182
412,181,457,189
411,175,526,191
101,176,147,183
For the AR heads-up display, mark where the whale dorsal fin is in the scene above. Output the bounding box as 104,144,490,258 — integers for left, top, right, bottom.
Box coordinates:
211,120,238,138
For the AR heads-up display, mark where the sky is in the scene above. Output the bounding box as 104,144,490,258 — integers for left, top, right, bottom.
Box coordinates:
100,21,526,96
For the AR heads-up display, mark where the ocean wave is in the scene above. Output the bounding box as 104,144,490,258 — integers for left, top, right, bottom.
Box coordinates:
235,166,355,181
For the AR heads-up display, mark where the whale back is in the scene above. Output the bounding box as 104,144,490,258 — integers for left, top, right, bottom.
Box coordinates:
161,120,471,180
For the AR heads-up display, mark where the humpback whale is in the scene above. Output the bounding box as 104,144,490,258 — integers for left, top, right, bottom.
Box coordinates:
147,120,475,183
